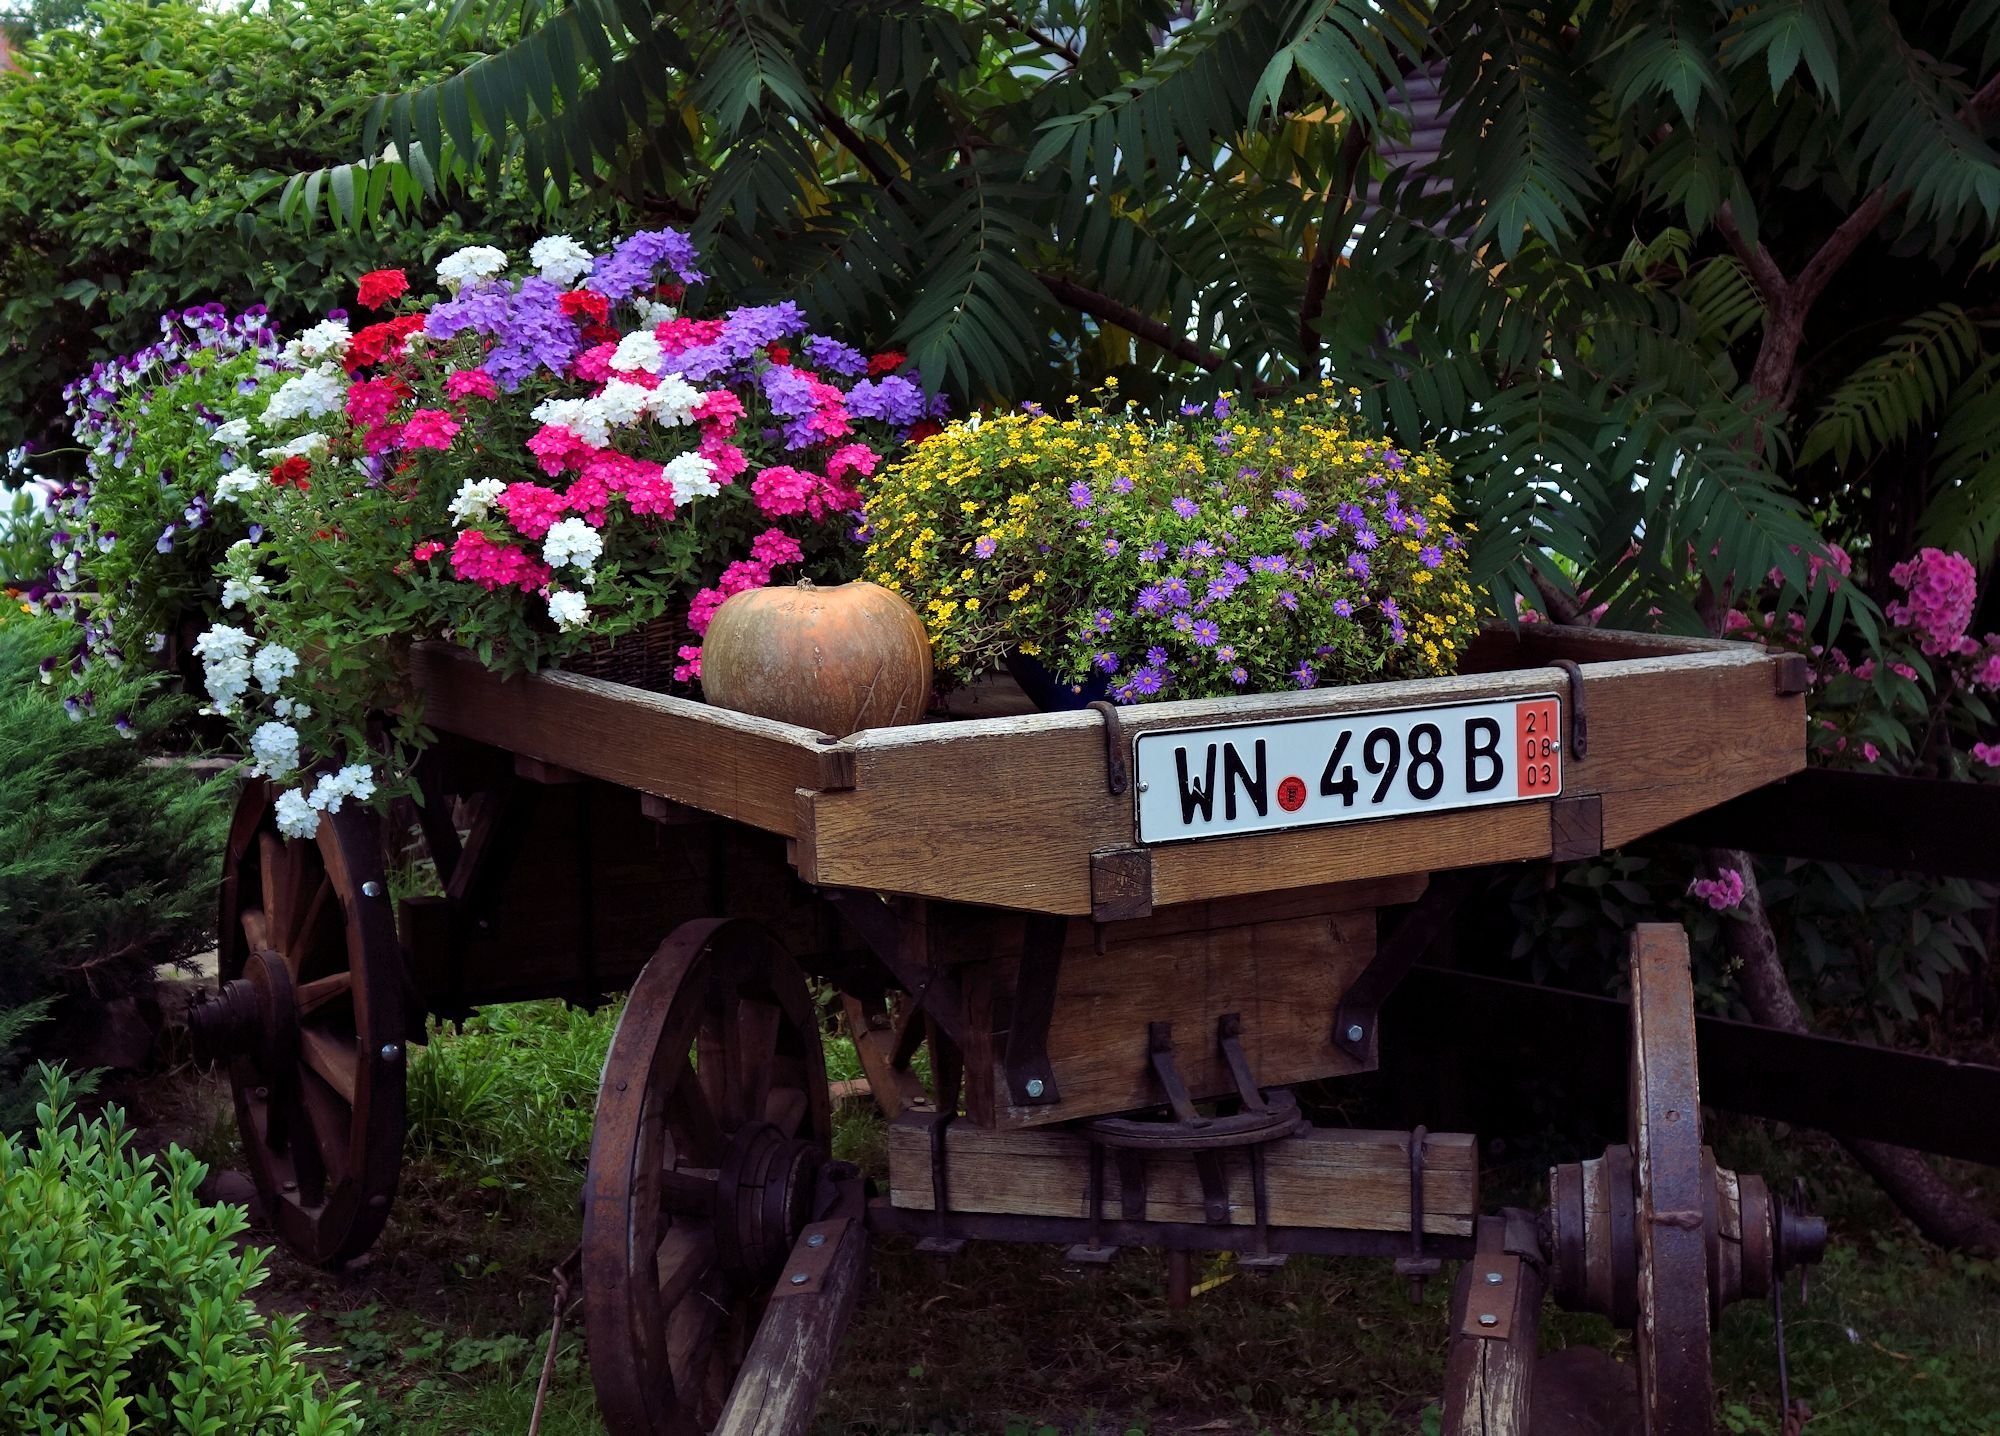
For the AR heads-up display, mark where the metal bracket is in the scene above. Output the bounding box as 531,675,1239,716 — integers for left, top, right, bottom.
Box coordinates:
1002,914,1066,1106
1217,1013,1269,1114
1147,1022,1206,1126
1085,700,1130,796
1334,869,1483,1062
915,1110,966,1257
1548,658,1588,758
770,1217,853,1298
1393,1125,1442,1300
1459,1253,1524,1338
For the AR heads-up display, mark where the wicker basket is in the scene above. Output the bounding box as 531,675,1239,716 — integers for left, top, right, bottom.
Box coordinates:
558,613,694,693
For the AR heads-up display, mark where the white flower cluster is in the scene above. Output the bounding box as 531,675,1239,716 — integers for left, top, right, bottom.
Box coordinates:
248,721,301,779
609,330,664,374
666,452,719,505
192,625,256,713
259,432,328,460
285,319,351,366
252,643,298,693
437,245,509,290
634,298,677,327
547,589,590,631
530,396,612,449
530,234,594,288
648,375,702,426
273,763,380,841
448,477,505,524
263,363,347,424
530,373,702,449
211,418,253,448
220,575,269,610
542,517,603,574
275,788,319,839
215,466,261,503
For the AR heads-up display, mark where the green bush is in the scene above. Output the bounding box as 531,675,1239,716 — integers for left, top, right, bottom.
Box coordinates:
0,0,584,445
0,1066,362,1433
0,607,228,1009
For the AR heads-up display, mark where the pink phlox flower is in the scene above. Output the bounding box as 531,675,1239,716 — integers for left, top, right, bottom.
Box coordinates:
1973,649,2000,690
346,376,411,428
497,482,569,540
656,317,725,355
752,464,817,517
571,344,618,384
699,434,748,484
1723,610,1753,634
1973,741,2000,768
692,390,745,429
1855,659,1876,680
1886,547,1977,656
1862,742,1882,763
411,540,445,561
1892,662,1918,681
527,424,592,476
825,443,880,481
450,529,551,593
402,408,461,451
445,368,500,402
362,422,405,455
1958,635,1984,656
673,642,703,684
749,528,804,569
1688,870,1746,912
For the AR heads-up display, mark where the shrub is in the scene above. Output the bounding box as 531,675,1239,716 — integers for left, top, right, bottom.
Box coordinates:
0,0,574,446
0,1066,362,1433
0,606,228,1009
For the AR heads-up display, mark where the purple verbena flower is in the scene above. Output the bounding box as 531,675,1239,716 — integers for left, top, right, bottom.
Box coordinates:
589,227,705,299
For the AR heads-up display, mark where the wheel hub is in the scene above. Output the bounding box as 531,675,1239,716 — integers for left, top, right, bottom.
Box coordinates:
189,948,297,1073
713,1120,823,1280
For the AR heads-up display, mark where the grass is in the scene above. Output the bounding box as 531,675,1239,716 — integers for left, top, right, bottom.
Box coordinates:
138,998,2000,1435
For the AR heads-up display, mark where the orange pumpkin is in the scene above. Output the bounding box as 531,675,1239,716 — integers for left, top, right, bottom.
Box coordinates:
700,579,933,736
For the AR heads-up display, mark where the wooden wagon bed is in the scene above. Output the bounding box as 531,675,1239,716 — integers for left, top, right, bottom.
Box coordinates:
407,624,1807,918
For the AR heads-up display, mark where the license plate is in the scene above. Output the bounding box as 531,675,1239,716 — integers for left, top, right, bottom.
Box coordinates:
1132,694,1563,844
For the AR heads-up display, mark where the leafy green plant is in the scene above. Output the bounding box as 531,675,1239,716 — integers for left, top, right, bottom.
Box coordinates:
0,1066,362,1433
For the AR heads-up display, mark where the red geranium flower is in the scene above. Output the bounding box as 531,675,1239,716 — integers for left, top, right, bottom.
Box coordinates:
270,456,313,489
868,351,907,376
560,289,611,325
345,314,427,373
655,282,685,303
766,343,791,365
356,268,409,310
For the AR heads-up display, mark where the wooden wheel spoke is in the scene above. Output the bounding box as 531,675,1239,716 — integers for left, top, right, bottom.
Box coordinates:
297,1072,352,1185
665,1058,726,1165
658,1168,718,1219
287,874,333,973
299,1025,359,1105
731,998,782,1130
655,1222,718,1313
664,1275,725,1402
240,907,271,954
765,1085,808,1138
285,1081,330,1207
294,971,353,1019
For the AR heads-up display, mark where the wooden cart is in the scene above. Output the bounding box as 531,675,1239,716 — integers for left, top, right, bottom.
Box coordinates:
189,623,1826,1436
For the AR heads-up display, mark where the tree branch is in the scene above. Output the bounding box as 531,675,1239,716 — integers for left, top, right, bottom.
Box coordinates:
1714,202,1788,308
992,12,1081,68
1036,273,1225,372
1298,123,1372,362
815,104,900,193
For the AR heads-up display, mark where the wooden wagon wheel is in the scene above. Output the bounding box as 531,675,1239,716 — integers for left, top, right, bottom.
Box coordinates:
189,780,407,1267
584,918,833,1436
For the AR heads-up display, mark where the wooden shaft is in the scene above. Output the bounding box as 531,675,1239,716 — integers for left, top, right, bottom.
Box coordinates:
712,1218,870,1436
1442,1213,1545,1436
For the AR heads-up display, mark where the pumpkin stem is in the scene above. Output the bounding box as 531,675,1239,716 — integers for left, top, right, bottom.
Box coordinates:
796,577,817,591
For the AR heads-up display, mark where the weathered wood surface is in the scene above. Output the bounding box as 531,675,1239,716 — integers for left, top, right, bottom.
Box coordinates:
887,1116,1478,1235
710,1216,869,1436
1442,1211,1547,1436
409,633,1803,913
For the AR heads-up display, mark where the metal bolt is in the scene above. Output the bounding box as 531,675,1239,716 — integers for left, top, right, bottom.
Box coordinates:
1477,1313,1498,1327
789,1272,808,1286
1345,1023,1365,1043
361,881,383,898
1484,1271,1504,1285
380,1043,401,1063
1025,1077,1046,1099
1137,783,1149,793
806,1233,826,1248
254,1085,269,1100
282,1180,298,1193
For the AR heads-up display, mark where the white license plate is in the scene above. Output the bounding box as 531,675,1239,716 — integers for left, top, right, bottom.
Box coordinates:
1133,694,1563,844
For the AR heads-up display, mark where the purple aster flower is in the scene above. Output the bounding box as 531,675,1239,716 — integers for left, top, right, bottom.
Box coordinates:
1249,554,1287,575
1389,512,1411,534
804,334,867,376
1130,666,1166,697
1336,503,1364,526
1293,528,1315,550
1221,560,1250,587
1275,488,1308,513
1354,527,1379,550
589,227,705,299
1211,431,1234,452
1069,481,1094,509
1291,661,1317,689
1192,619,1220,647
1444,534,1464,551
845,376,926,426
1171,612,1195,634
1134,584,1166,614
1230,504,1248,519
974,536,998,559
1276,590,1299,611
1229,665,1249,686
1146,646,1169,666
1419,545,1444,569
1184,540,1217,559
1179,401,1203,416
1171,496,1199,520
1020,400,1045,416
1410,512,1430,537
1348,553,1371,581
1332,598,1354,618
1140,541,1169,563
1213,396,1231,419
1215,644,1237,663
1159,576,1193,607
1094,651,1121,673
1385,449,1405,470
1102,537,1122,557
1093,607,1117,634
1381,596,1401,618
1112,474,1135,494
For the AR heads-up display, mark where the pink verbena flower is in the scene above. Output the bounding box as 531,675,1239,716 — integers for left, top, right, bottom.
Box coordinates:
624,466,678,518
411,540,445,561
402,408,461,451
700,435,747,484
446,368,499,402
656,317,725,355
1688,870,1746,911
496,482,569,540
751,465,817,517
1973,741,2000,768
527,424,592,477
687,558,775,635
673,642,703,683
1862,742,1881,764
346,376,410,428
570,344,618,384
692,390,744,429
749,528,804,568
825,443,880,481
1887,547,1977,656
450,530,551,593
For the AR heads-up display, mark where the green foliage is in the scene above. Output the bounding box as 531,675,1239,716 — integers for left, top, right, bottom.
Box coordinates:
0,608,229,1008
0,1066,362,1433
0,0,585,446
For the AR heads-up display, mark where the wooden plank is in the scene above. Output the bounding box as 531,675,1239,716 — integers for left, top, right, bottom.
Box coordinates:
711,1216,868,1436
799,646,1801,912
407,643,853,838
1442,1213,1546,1436
887,1118,1477,1236
973,904,1381,1127
838,994,929,1121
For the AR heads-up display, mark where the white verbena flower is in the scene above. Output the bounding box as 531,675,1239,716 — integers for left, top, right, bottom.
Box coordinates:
215,466,261,502
642,375,702,428
547,589,590,631
258,432,329,460
437,245,509,290
530,234,594,288
284,319,352,366
308,763,376,813
211,418,253,448
248,721,302,780
262,363,347,425
272,697,313,720
586,380,651,431
529,396,611,449
665,451,719,505
448,477,507,525
220,575,269,610
542,517,604,573
274,787,321,840
634,299,677,327
609,329,664,375
192,624,256,713
252,643,299,693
